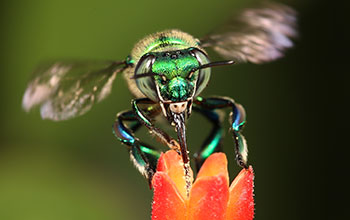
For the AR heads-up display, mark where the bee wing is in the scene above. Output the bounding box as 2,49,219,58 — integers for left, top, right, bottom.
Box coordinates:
22,60,128,121
200,2,298,64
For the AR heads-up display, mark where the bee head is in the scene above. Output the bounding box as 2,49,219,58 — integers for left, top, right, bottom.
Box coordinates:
133,47,233,116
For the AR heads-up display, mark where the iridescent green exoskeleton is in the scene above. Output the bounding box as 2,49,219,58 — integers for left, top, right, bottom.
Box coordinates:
22,3,297,186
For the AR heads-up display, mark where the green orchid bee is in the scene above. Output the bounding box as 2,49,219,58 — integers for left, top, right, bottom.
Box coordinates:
22,2,297,185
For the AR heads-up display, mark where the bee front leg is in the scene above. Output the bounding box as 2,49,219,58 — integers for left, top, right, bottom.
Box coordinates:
132,98,181,152
113,98,182,185
192,106,225,172
194,96,248,169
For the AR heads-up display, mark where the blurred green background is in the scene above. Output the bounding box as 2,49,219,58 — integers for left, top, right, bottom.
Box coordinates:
0,0,339,219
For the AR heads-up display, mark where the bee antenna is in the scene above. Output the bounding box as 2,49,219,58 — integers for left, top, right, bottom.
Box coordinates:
130,72,157,79
196,60,235,70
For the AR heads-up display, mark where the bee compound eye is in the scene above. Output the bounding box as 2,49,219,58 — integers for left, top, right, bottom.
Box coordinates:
190,48,211,97
134,54,158,101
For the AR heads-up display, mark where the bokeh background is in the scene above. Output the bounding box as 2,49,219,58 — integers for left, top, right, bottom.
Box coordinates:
0,0,341,219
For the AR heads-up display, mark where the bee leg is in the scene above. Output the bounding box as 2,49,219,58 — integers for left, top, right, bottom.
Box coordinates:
192,106,224,172
132,98,182,153
194,96,248,169
113,109,161,186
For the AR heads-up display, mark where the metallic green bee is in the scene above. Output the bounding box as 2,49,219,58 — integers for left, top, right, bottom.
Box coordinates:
22,3,297,185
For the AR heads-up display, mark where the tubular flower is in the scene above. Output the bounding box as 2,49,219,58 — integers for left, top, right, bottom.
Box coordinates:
151,150,254,220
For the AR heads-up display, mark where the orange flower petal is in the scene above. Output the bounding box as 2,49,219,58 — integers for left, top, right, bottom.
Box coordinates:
188,174,229,220
156,150,193,199
196,153,229,184
188,152,230,220
226,166,255,220
151,172,187,220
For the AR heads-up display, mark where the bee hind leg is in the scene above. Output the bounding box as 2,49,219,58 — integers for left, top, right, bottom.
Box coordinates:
113,109,160,187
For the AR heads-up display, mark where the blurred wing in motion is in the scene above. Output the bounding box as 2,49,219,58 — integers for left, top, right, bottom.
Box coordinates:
201,2,298,64
22,60,128,121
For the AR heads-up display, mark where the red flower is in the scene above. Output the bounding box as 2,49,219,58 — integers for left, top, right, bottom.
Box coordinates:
152,150,254,220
